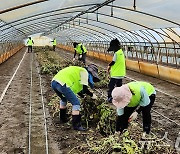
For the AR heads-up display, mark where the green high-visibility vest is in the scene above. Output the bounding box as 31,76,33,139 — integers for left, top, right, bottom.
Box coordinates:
53,66,87,94
53,39,56,45
110,49,126,77
74,44,87,54
27,39,33,46
127,81,155,107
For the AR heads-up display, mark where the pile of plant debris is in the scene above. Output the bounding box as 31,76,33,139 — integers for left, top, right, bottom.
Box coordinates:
35,47,177,154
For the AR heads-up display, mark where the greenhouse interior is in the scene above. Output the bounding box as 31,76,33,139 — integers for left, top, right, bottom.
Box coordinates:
0,0,179,153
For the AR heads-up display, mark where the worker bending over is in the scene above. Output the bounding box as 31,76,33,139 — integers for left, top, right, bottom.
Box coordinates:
51,64,100,131
112,81,156,138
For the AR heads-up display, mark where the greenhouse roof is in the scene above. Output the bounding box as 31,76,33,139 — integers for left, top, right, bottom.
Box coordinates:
0,0,179,44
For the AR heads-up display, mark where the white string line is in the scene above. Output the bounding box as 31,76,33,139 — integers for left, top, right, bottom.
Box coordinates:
61,49,179,99
125,76,180,114
64,48,178,99
94,87,180,128
0,51,27,103
57,50,180,127
152,109,180,126
28,50,33,154
94,88,172,144
94,88,175,144
125,76,179,99
56,49,179,148
61,49,179,143
35,57,49,154
91,69,180,126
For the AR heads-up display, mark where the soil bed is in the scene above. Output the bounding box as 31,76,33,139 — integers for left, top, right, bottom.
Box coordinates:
0,47,179,153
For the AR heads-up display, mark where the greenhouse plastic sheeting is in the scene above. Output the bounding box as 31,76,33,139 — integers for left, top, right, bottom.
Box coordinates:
0,0,179,43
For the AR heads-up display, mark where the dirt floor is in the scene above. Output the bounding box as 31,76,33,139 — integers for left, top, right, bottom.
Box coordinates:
0,49,59,154
56,48,180,144
0,47,179,154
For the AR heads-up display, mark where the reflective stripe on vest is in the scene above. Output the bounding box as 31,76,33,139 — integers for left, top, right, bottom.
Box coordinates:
27,39,33,46
53,66,87,94
74,44,87,54
110,49,126,77
127,81,155,107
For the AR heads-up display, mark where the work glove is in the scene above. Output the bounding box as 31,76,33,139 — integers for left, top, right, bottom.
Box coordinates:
128,111,138,122
91,93,97,99
114,131,121,136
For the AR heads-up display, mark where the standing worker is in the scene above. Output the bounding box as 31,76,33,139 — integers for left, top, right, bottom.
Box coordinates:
51,38,57,51
73,42,87,64
51,64,100,131
112,81,156,138
27,37,34,53
107,38,126,103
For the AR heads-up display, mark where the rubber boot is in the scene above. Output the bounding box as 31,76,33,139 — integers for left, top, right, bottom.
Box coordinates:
72,115,86,131
60,109,68,123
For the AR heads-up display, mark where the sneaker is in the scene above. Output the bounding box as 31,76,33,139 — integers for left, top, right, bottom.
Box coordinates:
142,132,156,140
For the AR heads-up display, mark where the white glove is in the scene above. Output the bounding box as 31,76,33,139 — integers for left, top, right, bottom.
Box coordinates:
92,93,97,99
114,131,121,136
128,111,138,122
79,54,82,58
73,58,75,61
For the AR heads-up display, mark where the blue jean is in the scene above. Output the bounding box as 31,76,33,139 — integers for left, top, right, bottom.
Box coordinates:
51,80,80,111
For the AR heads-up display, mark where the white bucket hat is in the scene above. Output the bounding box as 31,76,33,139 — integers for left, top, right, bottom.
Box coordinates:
112,84,132,108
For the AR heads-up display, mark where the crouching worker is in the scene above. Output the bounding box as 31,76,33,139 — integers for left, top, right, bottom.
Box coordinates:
51,64,100,131
112,81,156,136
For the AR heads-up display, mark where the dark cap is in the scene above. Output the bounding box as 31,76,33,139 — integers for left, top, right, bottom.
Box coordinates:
73,42,78,48
107,38,120,51
87,64,100,82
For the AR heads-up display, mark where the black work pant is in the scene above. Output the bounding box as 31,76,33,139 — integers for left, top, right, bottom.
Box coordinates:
78,53,86,64
53,45,56,51
116,94,156,134
107,78,122,99
28,46,32,52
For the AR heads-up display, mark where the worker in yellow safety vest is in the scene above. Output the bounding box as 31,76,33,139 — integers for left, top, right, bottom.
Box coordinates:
51,64,100,131
73,42,87,64
51,38,57,51
107,38,126,103
112,81,156,138
27,37,34,53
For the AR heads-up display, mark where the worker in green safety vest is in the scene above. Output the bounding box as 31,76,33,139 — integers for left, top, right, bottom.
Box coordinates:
73,42,87,64
112,81,156,138
51,38,57,51
107,38,126,103
27,37,34,53
51,64,100,131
